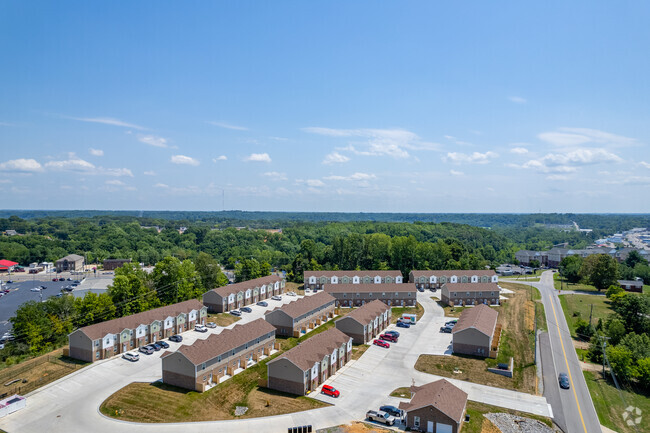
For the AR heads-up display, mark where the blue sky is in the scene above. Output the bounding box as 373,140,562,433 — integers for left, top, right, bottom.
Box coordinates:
1,1,649,212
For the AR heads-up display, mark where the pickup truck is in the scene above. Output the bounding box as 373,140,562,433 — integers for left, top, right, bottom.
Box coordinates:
366,410,396,426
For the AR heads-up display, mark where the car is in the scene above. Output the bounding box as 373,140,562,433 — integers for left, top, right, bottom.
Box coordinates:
63,286,73,292
146,343,160,351
559,373,570,389
195,324,208,333
138,346,154,355
286,291,297,296
169,334,183,342
55,293,63,297
271,295,282,301
396,321,410,329
320,385,340,398
151,342,164,350
206,322,217,328
384,330,400,338
430,287,437,292
417,287,424,292
71,283,79,287
379,333,398,343
366,410,396,426
229,310,242,316
373,339,390,348
379,405,403,418
123,352,140,362
445,321,457,327
30,287,41,292
73,280,80,284
40,285,47,290
440,326,453,333
52,278,58,281
256,301,268,307
67,277,73,281
240,307,252,313
6,280,13,284
156,340,170,349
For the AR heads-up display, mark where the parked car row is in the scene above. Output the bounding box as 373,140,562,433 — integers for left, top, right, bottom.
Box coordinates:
366,404,404,426
440,319,457,333
229,295,283,316
125,336,180,361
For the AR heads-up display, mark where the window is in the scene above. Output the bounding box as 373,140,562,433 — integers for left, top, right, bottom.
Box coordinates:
478,292,482,296
343,293,347,298
408,292,412,297
203,376,206,381
382,292,385,297
453,292,457,297
395,292,398,296
414,416,420,428
467,292,470,296
217,356,221,362
96,352,100,359
94,340,99,347
202,363,206,370
491,292,494,296
356,293,360,298
369,293,372,297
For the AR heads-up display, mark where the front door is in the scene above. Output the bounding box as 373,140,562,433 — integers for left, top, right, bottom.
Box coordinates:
427,421,434,433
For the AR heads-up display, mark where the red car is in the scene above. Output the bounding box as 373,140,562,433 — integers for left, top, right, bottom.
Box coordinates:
379,333,397,343
373,339,390,348
321,385,340,398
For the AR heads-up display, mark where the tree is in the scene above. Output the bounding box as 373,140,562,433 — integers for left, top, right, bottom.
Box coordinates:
637,358,650,390
235,258,262,282
194,252,228,290
152,256,201,304
529,259,541,268
619,332,650,363
559,255,583,283
605,284,624,299
606,345,636,382
579,254,619,291
575,319,595,339
73,292,116,327
605,318,626,345
611,294,650,334
10,301,52,353
588,333,604,364
625,250,648,269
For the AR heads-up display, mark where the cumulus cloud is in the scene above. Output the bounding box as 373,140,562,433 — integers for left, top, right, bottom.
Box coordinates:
138,135,169,148
144,170,156,176
0,158,43,172
105,180,125,186
171,155,199,166
450,170,464,176
89,148,104,156
444,151,498,164
538,127,637,148
323,152,350,164
306,179,325,187
154,183,169,188
508,96,527,104
207,121,248,131
640,161,650,169
511,147,529,155
67,116,146,130
303,127,439,159
244,153,271,163
213,155,227,162
546,174,571,181
262,172,288,181
324,172,376,181
44,157,134,177
522,148,622,173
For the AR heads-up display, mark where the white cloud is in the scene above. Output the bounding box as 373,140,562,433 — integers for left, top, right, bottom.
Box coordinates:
103,168,134,177
450,170,464,176
640,161,650,169
262,172,288,181
89,148,104,156
171,155,199,166
522,148,622,173
68,116,146,130
0,158,43,172
213,155,227,162
538,127,637,148
144,170,156,176
244,153,272,163
511,147,529,155
0,179,12,184
323,152,350,165
105,180,125,186
138,134,169,148
444,151,498,164
207,121,248,131
324,172,376,181
538,132,591,147
508,96,527,104
44,157,133,177
306,179,325,187
303,127,439,159
154,183,169,188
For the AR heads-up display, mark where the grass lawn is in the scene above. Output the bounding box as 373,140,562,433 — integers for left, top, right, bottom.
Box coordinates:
416,284,540,394
389,387,410,398
436,300,466,318
207,312,242,327
553,274,601,293
100,319,342,422
644,285,650,295
390,302,424,322
584,371,650,433
351,344,370,361
558,294,613,340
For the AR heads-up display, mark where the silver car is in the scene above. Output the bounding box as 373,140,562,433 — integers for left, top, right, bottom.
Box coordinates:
366,410,396,426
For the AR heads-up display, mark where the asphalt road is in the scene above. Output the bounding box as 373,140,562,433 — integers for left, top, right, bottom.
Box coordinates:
515,271,602,433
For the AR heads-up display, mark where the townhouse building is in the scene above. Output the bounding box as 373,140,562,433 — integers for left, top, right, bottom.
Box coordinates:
452,304,499,357
440,282,500,307
68,299,207,362
267,327,352,396
324,283,417,307
304,270,403,290
408,269,498,290
202,274,285,313
335,299,390,344
399,379,468,433
515,247,649,267
264,292,336,337
161,318,277,392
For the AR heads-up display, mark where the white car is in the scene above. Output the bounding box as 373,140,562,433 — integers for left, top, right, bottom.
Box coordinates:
206,322,217,328
123,352,140,362
286,291,297,296
30,287,41,292
195,324,208,333
271,295,282,301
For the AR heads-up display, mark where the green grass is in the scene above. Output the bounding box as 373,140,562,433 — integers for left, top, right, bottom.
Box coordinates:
644,285,650,295
390,302,424,322
584,370,650,433
558,294,613,340
554,274,601,292
462,401,553,433
389,387,410,398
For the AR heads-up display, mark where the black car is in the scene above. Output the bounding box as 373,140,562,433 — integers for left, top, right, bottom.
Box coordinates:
379,405,403,418
169,334,183,342
256,301,268,307
417,287,424,292
240,306,252,313
156,340,170,349
151,342,163,351
384,330,400,338
6,280,13,284
440,326,453,333
559,373,570,389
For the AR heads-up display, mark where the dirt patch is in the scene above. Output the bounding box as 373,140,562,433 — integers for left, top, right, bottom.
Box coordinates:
318,421,393,433
351,344,370,361
242,387,327,419
208,313,242,327
285,281,305,295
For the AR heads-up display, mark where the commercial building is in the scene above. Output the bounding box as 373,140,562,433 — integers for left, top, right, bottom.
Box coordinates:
103,259,132,271
399,379,468,433
67,299,207,362
325,283,417,308
56,254,85,272
335,299,390,344
264,292,336,337
304,270,403,290
266,327,352,396
408,270,498,290
452,304,499,357
161,318,277,392
202,275,285,313
440,282,500,307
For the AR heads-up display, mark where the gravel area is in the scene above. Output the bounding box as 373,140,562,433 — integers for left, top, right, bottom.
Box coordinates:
485,413,556,433
234,406,249,416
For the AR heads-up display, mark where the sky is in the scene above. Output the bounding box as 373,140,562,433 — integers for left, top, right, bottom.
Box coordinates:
1,1,649,213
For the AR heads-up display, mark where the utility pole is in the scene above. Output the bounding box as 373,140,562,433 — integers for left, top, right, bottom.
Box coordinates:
589,304,594,327
599,335,610,375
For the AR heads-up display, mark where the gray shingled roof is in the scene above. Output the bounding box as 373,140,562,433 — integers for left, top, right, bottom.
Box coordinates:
56,254,84,263
398,379,468,423
268,327,350,370
266,291,335,319
443,282,500,293
452,304,498,336
324,283,416,293
410,269,495,278
209,275,283,298
305,270,402,278
337,299,389,325
75,299,205,340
